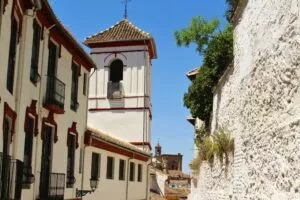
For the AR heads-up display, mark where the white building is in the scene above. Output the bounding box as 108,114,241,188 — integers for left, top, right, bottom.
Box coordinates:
81,19,157,200
0,0,95,200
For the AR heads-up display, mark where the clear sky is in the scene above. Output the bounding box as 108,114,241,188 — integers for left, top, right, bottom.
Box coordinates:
50,0,228,173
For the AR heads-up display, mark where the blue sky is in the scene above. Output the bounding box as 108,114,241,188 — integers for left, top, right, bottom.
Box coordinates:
50,0,228,173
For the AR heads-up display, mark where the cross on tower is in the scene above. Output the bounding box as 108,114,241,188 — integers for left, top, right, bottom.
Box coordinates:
122,0,131,19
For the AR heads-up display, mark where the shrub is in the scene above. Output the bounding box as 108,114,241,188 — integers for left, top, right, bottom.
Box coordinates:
213,128,234,164
198,136,215,163
189,156,202,171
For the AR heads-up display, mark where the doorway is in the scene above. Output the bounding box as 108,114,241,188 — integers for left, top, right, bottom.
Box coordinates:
39,125,53,199
1,117,12,199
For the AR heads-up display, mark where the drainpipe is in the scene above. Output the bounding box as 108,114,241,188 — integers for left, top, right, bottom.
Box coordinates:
145,160,152,200
79,68,95,199
142,39,147,151
125,157,133,200
33,23,55,200
80,134,91,200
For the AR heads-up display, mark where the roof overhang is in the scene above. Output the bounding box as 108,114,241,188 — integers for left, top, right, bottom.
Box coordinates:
37,0,96,71
84,129,151,162
84,39,157,60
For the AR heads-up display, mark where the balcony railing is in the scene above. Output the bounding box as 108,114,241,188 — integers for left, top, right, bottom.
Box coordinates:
48,173,65,200
107,81,123,99
45,76,65,110
0,154,23,200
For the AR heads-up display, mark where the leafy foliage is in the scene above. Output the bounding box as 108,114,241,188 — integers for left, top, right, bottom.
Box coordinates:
174,16,220,55
175,17,233,125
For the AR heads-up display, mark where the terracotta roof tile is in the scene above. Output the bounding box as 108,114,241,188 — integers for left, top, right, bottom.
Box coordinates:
87,127,151,157
84,19,152,44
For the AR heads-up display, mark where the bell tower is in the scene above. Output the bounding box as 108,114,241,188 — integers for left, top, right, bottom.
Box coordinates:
84,19,157,151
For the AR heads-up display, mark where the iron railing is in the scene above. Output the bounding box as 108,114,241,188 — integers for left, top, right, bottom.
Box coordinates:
0,154,23,200
45,76,65,109
107,81,123,99
48,173,65,200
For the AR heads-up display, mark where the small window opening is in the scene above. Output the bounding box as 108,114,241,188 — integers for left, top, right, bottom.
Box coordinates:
109,60,123,83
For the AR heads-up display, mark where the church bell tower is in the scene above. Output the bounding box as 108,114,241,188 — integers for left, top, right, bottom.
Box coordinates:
84,19,157,151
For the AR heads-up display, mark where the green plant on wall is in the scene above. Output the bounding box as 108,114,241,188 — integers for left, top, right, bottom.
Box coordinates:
213,127,234,165
189,156,202,171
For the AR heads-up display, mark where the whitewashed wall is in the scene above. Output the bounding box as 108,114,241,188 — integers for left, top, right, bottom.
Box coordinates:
83,146,150,200
189,0,300,199
88,45,152,144
0,1,91,199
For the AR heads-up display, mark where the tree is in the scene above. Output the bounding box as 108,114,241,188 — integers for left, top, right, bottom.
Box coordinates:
175,17,233,126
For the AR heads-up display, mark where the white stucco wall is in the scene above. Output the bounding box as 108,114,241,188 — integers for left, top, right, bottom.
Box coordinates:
189,0,300,199
83,146,150,200
88,45,152,145
0,1,91,199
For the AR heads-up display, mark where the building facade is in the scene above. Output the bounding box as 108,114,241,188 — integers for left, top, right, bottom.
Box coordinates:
80,19,157,200
85,19,157,152
0,0,95,199
189,0,300,199
154,143,183,172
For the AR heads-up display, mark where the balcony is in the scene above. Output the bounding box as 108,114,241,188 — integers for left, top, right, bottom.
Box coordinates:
44,76,65,114
107,81,124,99
0,154,24,200
48,173,66,200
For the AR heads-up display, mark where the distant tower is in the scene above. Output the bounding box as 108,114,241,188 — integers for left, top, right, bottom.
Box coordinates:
84,19,157,151
155,141,161,157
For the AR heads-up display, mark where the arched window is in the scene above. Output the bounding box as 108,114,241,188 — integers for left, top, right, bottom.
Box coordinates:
109,60,123,83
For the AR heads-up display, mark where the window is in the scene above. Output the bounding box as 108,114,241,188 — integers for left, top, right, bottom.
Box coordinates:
106,156,114,179
138,164,142,182
71,63,79,111
23,117,34,186
30,20,41,84
91,153,100,180
47,40,57,77
7,18,18,94
83,73,87,96
109,59,123,83
119,159,125,181
66,134,76,187
129,162,135,182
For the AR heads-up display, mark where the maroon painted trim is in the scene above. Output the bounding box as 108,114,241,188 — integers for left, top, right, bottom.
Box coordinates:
41,112,58,143
24,100,39,136
3,0,8,14
86,40,156,60
43,104,65,114
88,95,150,100
89,107,152,119
130,142,152,151
3,102,17,142
67,122,79,149
11,0,23,43
84,131,150,162
35,0,95,71
91,49,149,55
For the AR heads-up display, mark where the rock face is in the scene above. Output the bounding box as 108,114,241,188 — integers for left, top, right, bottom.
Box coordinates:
189,0,300,199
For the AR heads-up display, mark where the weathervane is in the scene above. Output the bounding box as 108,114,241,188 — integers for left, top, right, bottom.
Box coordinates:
122,0,131,19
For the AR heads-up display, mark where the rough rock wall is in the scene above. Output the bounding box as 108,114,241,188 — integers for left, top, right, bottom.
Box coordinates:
189,0,300,199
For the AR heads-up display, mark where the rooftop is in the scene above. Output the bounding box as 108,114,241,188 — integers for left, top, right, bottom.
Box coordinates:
87,127,151,157
84,19,157,59
85,19,152,44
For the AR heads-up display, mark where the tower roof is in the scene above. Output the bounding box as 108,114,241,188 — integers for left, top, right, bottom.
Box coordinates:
84,19,157,59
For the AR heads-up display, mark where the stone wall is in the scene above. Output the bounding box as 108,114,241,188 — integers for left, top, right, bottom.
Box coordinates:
189,0,300,199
